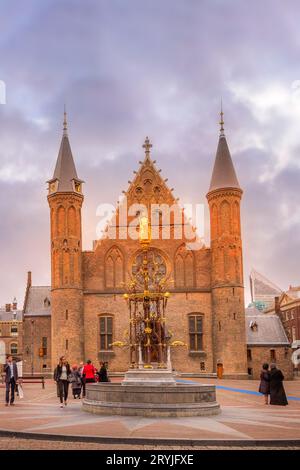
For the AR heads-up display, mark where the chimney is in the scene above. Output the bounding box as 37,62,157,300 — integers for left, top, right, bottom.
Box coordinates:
274,296,280,315
5,304,11,312
27,271,32,288
12,297,17,310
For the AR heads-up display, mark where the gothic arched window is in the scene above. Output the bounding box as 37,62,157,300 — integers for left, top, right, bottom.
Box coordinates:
174,244,195,288
105,246,124,289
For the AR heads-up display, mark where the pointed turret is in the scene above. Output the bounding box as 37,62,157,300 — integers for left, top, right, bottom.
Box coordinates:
208,108,240,193
48,110,83,194
206,108,247,379
47,110,84,369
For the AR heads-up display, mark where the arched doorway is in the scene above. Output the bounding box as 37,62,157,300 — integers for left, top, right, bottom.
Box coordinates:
217,362,223,379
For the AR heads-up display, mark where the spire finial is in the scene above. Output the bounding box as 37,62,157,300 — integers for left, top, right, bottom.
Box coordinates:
63,105,68,136
142,136,152,159
219,99,225,136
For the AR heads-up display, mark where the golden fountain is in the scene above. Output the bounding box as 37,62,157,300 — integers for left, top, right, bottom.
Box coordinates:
111,215,184,373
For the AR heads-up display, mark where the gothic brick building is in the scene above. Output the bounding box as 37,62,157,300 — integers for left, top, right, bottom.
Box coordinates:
44,111,250,379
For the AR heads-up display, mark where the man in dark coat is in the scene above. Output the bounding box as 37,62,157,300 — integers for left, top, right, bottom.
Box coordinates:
4,355,19,406
269,363,288,406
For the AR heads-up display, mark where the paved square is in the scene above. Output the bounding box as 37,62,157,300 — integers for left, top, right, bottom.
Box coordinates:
1,377,300,446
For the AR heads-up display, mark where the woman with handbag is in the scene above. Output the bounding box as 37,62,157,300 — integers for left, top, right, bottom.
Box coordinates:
54,356,71,408
69,364,82,399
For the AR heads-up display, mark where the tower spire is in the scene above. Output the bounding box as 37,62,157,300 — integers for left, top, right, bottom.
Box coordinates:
219,99,225,137
47,111,83,193
63,105,68,136
142,136,152,159
207,108,240,193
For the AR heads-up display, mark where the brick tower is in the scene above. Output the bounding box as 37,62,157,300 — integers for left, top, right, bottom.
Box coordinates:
206,110,248,378
47,111,84,369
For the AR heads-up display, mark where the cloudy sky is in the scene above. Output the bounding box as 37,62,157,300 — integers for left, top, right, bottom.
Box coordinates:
0,0,299,306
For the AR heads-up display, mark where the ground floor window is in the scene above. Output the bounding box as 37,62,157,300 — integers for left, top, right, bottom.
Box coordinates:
10,342,18,354
188,314,203,351
100,316,113,350
270,349,276,361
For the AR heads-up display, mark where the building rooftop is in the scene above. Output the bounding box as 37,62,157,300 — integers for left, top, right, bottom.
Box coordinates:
24,286,51,317
245,308,289,346
0,308,23,321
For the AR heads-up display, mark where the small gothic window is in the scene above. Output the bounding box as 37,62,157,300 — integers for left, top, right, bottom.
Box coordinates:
44,297,51,308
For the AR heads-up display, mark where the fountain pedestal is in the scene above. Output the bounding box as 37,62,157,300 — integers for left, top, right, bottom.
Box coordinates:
83,368,220,417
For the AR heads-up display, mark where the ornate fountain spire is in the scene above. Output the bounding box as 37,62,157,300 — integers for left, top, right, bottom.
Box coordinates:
142,136,152,159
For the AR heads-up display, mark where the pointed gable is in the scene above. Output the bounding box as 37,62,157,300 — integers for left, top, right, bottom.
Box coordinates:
125,137,177,208
99,137,199,246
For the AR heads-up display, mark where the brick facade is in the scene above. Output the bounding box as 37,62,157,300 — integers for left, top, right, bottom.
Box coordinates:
0,304,23,370
247,346,293,380
29,121,291,379
23,315,52,375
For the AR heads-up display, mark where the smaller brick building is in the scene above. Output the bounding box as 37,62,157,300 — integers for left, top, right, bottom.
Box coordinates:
22,272,52,376
273,287,300,345
245,306,293,379
0,300,23,373
265,286,300,373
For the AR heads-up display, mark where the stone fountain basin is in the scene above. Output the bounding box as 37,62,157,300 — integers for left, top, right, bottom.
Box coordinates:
82,382,220,417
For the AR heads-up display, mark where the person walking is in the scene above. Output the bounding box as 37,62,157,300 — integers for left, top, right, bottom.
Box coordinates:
78,361,86,398
4,355,18,406
70,364,82,399
82,360,96,387
54,356,71,408
258,363,270,404
269,363,288,406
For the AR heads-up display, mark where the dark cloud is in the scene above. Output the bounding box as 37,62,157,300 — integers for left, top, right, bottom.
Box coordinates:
0,0,300,305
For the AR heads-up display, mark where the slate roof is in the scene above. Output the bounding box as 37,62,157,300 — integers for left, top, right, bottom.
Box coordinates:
245,307,289,345
0,309,23,321
24,286,51,317
208,134,240,192
50,134,79,192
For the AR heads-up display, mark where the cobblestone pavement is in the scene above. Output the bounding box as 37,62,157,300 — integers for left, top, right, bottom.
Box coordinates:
1,438,300,450
1,377,300,447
